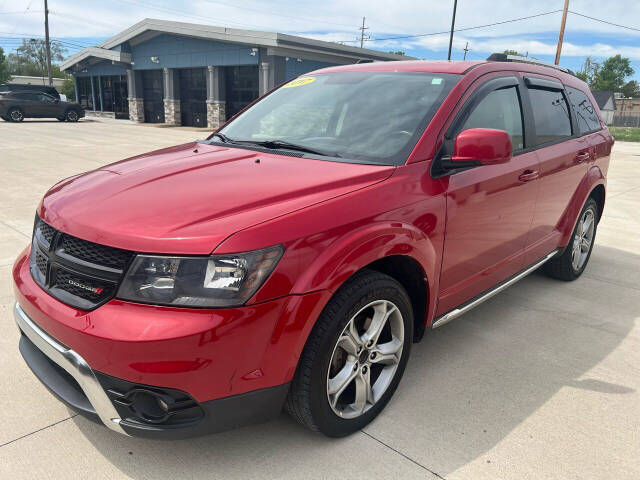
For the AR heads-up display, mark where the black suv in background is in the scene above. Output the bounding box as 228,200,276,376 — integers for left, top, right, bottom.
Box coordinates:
0,84,61,98
0,91,84,122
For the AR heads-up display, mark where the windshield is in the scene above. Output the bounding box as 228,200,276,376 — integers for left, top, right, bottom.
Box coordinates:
217,71,460,165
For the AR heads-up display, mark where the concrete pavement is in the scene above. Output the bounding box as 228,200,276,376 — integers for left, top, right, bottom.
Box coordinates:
1,119,639,479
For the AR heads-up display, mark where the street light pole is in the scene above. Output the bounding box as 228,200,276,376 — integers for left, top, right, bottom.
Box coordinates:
447,0,458,61
44,0,53,87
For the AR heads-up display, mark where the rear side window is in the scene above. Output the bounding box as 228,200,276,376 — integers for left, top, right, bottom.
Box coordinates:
566,86,601,134
528,88,572,146
460,86,524,150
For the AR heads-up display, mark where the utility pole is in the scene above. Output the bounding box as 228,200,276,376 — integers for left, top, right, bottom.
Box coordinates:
463,41,470,60
44,0,53,86
447,0,458,60
554,0,569,65
358,16,369,48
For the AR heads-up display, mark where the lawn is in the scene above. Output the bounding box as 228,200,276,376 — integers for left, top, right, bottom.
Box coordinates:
608,127,640,142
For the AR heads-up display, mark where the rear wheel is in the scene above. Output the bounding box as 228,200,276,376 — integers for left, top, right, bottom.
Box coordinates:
285,270,413,437
65,109,79,122
8,107,24,122
543,198,598,281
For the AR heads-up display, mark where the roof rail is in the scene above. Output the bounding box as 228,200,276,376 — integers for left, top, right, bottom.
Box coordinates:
486,53,575,76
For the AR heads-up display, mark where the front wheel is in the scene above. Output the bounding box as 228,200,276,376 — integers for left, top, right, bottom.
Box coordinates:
543,198,598,281
285,270,413,437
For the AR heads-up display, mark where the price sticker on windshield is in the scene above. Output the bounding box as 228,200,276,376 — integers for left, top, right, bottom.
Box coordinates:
283,77,316,88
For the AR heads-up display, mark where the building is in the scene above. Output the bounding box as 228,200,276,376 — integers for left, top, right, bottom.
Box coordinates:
2,75,66,89
60,19,409,127
615,97,640,113
590,90,616,124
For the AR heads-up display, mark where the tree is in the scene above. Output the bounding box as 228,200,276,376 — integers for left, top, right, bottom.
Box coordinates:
503,50,526,57
591,54,634,92
7,38,66,77
0,47,11,84
621,80,639,98
388,50,405,56
576,57,599,85
60,78,75,99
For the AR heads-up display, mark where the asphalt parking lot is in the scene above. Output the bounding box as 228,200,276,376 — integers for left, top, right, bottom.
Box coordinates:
1,118,639,479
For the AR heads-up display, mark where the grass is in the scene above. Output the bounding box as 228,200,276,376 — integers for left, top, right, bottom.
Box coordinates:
609,127,640,142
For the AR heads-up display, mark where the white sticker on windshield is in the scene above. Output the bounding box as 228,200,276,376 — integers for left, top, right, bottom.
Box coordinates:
432,78,443,85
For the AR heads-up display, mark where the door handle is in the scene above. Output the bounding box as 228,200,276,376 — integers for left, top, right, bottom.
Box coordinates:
575,151,591,163
518,170,539,182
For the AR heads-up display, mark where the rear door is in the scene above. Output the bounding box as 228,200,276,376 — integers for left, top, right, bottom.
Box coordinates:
521,76,589,265
435,76,540,316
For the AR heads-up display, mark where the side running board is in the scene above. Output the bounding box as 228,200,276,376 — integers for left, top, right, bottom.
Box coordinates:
432,250,558,329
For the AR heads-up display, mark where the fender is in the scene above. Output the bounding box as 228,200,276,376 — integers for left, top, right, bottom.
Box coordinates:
557,165,606,247
291,221,438,324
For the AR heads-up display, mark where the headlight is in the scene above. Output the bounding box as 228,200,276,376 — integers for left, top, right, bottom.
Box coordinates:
116,245,283,307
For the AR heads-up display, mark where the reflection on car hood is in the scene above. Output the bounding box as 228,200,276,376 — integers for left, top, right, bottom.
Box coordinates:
39,142,394,254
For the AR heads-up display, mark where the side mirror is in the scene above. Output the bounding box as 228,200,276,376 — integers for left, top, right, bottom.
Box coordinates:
446,128,512,168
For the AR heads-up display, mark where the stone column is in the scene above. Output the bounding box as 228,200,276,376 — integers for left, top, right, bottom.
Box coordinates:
90,75,96,112
163,67,181,126
97,75,103,112
74,76,79,103
258,61,271,96
206,65,226,129
126,69,144,123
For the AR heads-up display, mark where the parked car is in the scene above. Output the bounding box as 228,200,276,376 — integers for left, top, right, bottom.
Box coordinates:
12,56,612,439
0,83,61,98
0,91,84,122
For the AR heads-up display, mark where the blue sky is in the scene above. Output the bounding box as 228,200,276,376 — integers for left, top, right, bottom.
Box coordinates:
1,0,639,82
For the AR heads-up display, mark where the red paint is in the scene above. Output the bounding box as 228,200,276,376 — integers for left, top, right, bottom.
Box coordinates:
451,128,512,165
14,60,613,405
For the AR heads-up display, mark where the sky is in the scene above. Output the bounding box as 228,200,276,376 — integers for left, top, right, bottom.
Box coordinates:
1,0,639,82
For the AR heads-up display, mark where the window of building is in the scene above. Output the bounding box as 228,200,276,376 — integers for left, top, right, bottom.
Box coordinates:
566,86,601,135
460,86,525,150
528,88,572,146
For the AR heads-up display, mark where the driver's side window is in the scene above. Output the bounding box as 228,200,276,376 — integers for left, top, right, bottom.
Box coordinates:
460,86,524,151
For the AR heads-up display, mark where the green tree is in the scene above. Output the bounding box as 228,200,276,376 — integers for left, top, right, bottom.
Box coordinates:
388,50,405,56
621,80,639,98
60,78,75,99
0,47,11,84
7,38,66,77
503,49,526,57
591,54,634,92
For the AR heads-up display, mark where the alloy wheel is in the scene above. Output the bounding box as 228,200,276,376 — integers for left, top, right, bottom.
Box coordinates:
571,207,595,271
326,299,404,419
10,109,23,122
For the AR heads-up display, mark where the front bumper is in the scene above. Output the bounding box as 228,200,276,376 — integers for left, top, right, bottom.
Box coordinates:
15,302,289,438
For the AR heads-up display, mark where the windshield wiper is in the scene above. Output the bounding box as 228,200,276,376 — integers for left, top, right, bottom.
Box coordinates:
248,139,340,158
208,132,233,143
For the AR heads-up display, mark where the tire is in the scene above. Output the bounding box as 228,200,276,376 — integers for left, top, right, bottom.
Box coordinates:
285,269,413,437
8,107,24,122
543,197,598,281
65,109,79,122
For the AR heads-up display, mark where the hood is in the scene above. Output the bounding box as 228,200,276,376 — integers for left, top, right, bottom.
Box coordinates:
39,142,394,254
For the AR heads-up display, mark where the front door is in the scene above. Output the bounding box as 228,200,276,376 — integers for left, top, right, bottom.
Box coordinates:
142,70,164,123
436,77,539,316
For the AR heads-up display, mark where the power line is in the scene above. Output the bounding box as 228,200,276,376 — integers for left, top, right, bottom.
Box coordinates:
568,10,640,33
358,10,563,43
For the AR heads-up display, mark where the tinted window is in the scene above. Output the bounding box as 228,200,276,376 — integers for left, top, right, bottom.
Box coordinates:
528,88,572,145
566,86,601,134
37,94,55,103
460,86,524,150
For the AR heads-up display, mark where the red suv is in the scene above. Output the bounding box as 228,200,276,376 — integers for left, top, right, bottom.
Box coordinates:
13,56,612,438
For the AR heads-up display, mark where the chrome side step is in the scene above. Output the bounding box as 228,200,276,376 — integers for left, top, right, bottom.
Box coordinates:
432,250,558,329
